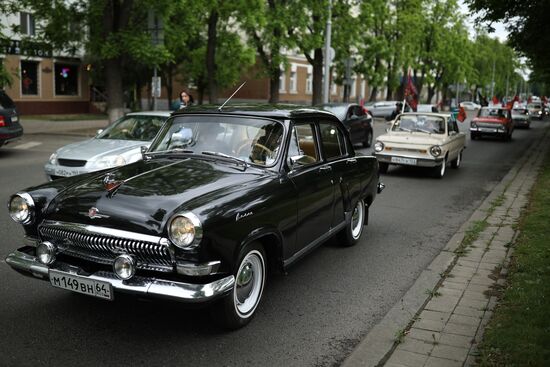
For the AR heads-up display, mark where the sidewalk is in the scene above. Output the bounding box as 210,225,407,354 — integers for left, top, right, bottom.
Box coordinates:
343,125,550,367
20,118,109,136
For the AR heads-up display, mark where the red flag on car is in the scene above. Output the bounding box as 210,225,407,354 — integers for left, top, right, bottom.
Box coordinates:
404,69,418,111
457,106,467,122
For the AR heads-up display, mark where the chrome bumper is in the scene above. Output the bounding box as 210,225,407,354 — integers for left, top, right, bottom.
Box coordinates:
5,247,234,303
375,153,443,167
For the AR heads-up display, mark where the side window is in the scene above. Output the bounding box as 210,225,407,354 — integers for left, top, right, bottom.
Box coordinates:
354,106,364,116
319,122,346,160
288,123,319,165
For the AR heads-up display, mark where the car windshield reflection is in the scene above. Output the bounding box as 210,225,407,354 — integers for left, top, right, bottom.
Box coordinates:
148,116,284,166
97,115,166,141
392,115,445,134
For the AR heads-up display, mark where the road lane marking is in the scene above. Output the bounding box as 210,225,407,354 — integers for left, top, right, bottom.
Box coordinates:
12,142,43,150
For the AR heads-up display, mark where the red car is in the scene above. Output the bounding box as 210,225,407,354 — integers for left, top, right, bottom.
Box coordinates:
470,106,513,141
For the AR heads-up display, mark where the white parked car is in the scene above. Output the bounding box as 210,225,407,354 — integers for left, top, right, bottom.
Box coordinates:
44,111,170,180
373,113,466,178
459,101,481,110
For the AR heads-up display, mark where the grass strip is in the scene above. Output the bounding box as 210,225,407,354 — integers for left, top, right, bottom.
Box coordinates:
477,149,550,366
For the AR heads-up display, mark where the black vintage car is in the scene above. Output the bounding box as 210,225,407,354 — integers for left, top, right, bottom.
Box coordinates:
6,105,383,329
320,103,374,148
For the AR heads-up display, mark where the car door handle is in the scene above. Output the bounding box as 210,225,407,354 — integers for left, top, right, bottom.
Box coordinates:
319,166,332,172
346,158,357,164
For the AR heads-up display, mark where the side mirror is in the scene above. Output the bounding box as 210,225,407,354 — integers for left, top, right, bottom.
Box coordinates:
288,154,313,168
96,129,104,136
140,145,148,159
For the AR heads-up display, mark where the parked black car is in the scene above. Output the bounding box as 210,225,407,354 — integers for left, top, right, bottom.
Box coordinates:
6,104,384,329
0,90,23,148
320,103,374,147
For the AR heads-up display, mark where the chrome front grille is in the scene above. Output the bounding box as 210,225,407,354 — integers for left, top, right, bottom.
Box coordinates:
476,122,502,128
58,158,87,167
39,221,174,272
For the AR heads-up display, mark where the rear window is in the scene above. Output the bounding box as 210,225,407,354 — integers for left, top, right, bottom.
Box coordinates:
0,91,16,109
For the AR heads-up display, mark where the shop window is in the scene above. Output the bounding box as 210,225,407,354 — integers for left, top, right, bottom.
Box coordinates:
21,60,39,95
20,12,36,36
55,63,79,95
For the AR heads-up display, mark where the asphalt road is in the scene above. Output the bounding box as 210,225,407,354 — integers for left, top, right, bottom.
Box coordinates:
0,115,545,366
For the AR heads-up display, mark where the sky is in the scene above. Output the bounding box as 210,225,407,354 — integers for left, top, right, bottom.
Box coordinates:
458,0,509,42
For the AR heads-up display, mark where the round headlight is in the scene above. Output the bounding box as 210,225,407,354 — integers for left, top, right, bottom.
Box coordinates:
169,212,203,250
113,254,136,280
471,121,477,128
374,141,384,152
37,241,56,265
430,145,442,157
8,193,35,224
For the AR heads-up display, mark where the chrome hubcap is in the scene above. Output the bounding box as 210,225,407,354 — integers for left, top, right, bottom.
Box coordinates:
351,201,364,239
234,251,264,317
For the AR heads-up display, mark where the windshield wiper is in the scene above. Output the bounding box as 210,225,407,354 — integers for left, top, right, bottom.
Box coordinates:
145,148,194,159
201,151,249,169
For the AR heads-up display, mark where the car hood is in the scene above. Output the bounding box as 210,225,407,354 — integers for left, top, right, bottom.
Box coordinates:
45,158,269,235
55,138,147,161
473,117,507,124
377,132,444,146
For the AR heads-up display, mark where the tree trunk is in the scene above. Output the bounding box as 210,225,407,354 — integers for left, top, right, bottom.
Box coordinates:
386,61,393,100
269,69,280,103
427,83,436,104
311,48,324,105
206,9,219,103
105,58,124,122
369,86,378,102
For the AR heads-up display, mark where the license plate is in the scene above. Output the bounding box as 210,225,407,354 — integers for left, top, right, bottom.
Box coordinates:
49,270,113,300
480,128,497,133
54,168,83,177
391,157,417,165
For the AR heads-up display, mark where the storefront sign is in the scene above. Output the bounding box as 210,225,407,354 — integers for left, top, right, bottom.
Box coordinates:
1,39,53,58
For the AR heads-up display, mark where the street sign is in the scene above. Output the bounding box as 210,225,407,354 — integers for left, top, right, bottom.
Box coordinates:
152,76,161,98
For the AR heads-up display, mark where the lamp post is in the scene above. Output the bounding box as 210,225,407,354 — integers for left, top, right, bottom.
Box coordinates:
323,0,332,104
148,10,163,110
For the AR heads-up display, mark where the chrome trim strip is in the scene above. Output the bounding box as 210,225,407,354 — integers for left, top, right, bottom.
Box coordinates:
40,220,165,245
5,249,234,303
283,221,346,268
177,260,221,276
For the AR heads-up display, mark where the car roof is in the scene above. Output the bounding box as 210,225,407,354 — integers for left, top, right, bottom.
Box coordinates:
126,110,172,117
399,112,449,119
320,103,358,108
172,103,337,120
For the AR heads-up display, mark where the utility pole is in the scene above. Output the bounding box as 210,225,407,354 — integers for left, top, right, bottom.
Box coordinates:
490,59,496,98
323,0,332,104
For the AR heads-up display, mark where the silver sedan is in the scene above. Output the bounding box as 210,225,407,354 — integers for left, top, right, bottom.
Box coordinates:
44,111,170,180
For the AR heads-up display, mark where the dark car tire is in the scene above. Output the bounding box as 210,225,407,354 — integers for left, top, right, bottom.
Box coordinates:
338,199,366,247
433,157,447,178
363,130,373,148
451,151,462,169
378,162,389,174
213,242,266,330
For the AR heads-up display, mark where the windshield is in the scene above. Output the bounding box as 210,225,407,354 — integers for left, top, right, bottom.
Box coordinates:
321,105,347,121
148,115,285,166
512,109,528,116
97,114,167,141
478,108,506,118
527,103,541,109
391,115,445,134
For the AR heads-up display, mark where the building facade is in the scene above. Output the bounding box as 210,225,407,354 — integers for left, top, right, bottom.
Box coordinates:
0,12,91,115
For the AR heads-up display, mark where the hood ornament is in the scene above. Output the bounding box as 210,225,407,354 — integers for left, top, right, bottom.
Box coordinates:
103,173,123,192
87,207,109,219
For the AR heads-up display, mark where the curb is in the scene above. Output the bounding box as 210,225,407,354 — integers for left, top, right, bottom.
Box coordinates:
342,124,550,367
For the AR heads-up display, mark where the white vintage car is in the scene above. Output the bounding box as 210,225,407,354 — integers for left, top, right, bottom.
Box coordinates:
373,113,466,178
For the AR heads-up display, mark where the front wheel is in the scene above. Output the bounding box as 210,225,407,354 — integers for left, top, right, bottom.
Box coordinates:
213,243,266,330
363,130,373,148
451,151,462,169
338,199,366,247
433,157,446,178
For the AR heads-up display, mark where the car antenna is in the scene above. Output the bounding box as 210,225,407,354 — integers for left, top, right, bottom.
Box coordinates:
218,81,246,111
